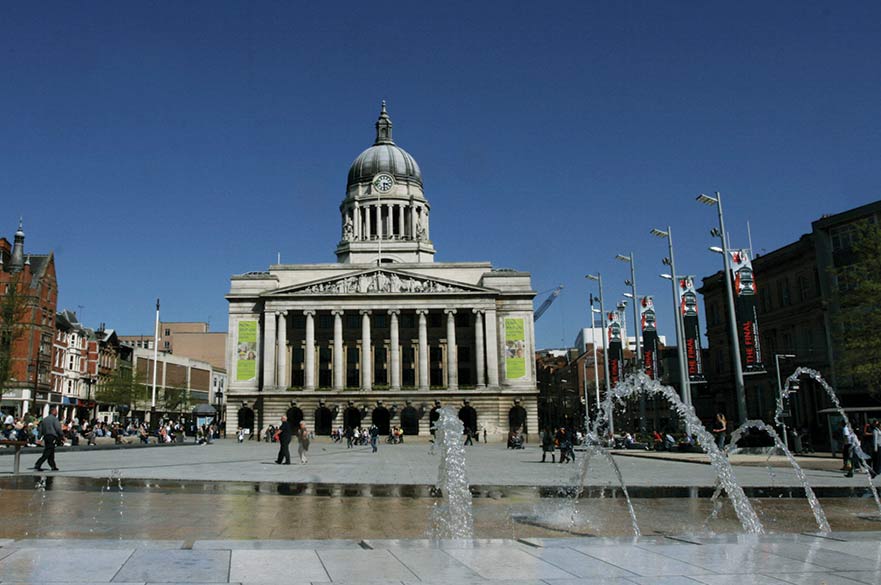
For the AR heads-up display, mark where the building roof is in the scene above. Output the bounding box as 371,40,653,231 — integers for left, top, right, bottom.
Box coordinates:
346,103,422,189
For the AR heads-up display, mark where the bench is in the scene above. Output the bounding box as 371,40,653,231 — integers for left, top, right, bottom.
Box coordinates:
0,440,29,474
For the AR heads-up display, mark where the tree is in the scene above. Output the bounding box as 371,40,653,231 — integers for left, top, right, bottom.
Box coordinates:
0,273,31,403
95,366,145,410
831,220,881,396
162,387,190,413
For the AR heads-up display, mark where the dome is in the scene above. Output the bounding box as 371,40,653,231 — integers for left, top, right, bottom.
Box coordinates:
346,102,422,189
347,143,422,188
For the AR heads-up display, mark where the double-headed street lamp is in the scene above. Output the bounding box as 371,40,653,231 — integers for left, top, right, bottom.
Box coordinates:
586,273,614,436
651,227,691,408
697,192,747,425
615,252,645,432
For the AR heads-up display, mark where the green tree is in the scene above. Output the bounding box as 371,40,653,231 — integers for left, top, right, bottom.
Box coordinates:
162,387,190,413
832,220,881,395
96,366,145,409
0,273,31,403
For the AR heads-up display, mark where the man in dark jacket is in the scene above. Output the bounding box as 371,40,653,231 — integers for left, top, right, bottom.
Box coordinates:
275,415,292,465
34,407,63,471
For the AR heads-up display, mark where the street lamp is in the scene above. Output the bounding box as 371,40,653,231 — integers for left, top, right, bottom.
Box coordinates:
775,354,796,450
651,227,691,408
615,252,644,431
697,192,748,425
586,273,614,436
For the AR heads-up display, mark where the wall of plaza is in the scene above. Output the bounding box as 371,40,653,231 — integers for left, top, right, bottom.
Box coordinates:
224,262,539,440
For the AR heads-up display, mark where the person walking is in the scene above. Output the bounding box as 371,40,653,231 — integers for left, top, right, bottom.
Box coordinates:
712,413,727,450
871,419,881,478
296,421,310,464
541,428,556,463
369,424,379,453
845,423,869,478
275,415,292,465
841,421,853,471
463,427,473,446
34,407,63,472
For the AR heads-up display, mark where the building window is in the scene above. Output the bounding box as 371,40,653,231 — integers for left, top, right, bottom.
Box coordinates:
164,328,171,336
318,314,333,329
163,341,170,350
797,274,810,302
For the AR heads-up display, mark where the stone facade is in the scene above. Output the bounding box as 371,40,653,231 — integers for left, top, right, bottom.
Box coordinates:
225,105,538,439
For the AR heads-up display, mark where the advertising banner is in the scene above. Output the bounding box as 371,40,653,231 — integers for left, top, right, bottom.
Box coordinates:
236,320,258,382
730,249,765,372
607,311,624,387
679,276,705,382
640,296,660,380
504,317,526,379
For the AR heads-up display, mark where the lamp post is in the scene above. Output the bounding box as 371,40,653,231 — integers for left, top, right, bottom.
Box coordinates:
586,273,614,436
652,227,691,408
775,354,796,450
150,298,160,429
590,296,602,431
616,252,644,432
697,192,747,425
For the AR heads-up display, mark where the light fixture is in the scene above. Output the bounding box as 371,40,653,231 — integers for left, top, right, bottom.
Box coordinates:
650,228,668,238
697,193,718,206
624,279,633,286
662,257,672,266
615,254,631,263
623,292,634,299
709,246,724,254
585,274,599,282
660,274,673,280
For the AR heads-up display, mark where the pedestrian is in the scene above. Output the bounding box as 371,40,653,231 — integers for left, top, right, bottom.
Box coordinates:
297,421,310,464
558,428,571,463
369,424,379,453
871,419,881,478
845,423,870,478
841,421,853,471
712,413,727,450
463,427,473,446
483,427,487,443
33,406,63,472
275,415,292,465
541,428,555,463
345,426,354,449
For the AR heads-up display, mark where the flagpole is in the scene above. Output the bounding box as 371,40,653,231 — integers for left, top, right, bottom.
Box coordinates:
151,298,160,427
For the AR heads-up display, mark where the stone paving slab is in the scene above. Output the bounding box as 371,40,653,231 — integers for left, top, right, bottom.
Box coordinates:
0,547,134,582
193,539,361,550
444,548,579,580
8,538,184,549
229,550,329,583
316,549,417,582
112,550,231,583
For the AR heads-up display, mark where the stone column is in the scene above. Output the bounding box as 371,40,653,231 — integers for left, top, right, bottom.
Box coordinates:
389,310,400,390
445,309,458,390
353,205,361,240
473,309,485,388
262,309,276,389
485,308,500,387
277,311,288,389
332,310,344,390
360,310,372,391
410,203,417,239
365,205,371,239
417,309,429,390
304,310,316,390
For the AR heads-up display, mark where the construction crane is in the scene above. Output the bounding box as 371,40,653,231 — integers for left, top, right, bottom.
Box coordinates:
533,284,564,322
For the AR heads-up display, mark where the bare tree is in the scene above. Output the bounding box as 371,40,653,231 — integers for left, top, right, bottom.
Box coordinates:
0,273,31,404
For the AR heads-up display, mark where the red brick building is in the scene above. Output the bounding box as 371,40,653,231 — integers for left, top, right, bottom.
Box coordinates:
0,221,58,416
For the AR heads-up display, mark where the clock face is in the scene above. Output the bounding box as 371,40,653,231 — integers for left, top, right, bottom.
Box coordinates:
372,173,394,193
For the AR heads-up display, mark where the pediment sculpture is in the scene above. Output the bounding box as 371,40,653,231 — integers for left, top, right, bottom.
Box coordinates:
292,271,471,295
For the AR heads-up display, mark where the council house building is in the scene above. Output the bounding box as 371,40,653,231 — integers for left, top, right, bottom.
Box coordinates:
225,104,538,439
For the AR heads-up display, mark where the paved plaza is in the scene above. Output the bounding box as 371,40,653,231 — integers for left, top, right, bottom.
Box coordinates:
1,439,876,489
0,533,879,584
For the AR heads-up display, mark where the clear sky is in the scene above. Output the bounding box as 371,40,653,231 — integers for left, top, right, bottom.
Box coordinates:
2,1,880,349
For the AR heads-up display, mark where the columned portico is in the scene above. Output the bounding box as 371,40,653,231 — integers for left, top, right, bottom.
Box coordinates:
304,310,316,390
263,309,277,389
417,309,429,390
277,311,288,389
332,310,344,390
445,309,458,391
473,309,485,388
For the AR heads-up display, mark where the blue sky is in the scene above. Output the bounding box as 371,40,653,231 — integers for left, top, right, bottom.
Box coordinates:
2,1,880,348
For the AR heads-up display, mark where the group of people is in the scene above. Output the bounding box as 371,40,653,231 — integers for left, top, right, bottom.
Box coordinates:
840,419,881,478
540,427,579,463
274,416,311,464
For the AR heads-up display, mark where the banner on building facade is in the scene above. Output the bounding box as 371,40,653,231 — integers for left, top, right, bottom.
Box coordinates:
679,276,705,382
730,249,765,373
504,317,526,379
640,296,660,380
236,320,258,382
607,311,624,387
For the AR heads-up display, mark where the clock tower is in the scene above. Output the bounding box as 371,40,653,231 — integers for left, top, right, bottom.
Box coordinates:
335,102,436,264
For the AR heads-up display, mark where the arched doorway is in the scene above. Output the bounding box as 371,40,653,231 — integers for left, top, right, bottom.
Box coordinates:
458,403,478,435
400,404,420,435
314,405,333,436
372,406,391,435
237,404,255,431
286,405,304,427
509,403,527,434
343,405,362,430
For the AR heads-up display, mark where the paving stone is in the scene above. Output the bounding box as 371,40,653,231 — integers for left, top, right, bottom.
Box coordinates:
522,546,638,578
228,550,329,582
757,542,881,571
0,547,133,582
444,547,578,580
688,575,790,585
193,539,360,550
637,543,829,575
771,573,874,584
831,572,881,584
9,538,183,549
316,549,417,581
387,548,481,581
572,545,714,577
624,577,712,585
112,549,230,583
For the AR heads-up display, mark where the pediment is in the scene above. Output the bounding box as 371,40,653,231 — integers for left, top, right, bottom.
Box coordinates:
265,268,493,297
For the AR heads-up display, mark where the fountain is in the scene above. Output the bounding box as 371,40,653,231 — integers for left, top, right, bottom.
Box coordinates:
600,372,765,534
571,444,640,535
779,367,881,516
429,407,474,539
723,420,830,532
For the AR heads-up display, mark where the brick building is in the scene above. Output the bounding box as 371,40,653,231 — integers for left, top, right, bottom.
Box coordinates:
0,221,58,416
120,321,226,371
